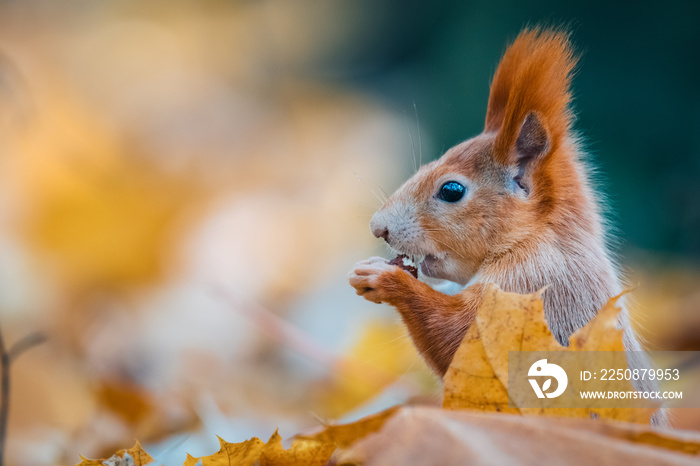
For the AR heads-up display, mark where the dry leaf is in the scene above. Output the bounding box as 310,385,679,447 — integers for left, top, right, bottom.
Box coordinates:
298,405,400,449
184,430,336,466
444,284,657,423
95,380,156,426
78,408,402,466
76,441,153,466
184,436,265,466
77,404,700,466
339,406,700,466
260,430,336,466
568,293,626,351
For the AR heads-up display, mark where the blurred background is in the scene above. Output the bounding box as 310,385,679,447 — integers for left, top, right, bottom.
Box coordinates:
0,0,698,464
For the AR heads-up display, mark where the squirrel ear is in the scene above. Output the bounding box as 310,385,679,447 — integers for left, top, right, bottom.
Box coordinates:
513,112,550,193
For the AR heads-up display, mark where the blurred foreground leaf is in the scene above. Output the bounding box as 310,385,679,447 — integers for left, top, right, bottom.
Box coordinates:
78,404,700,465
183,436,264,466
77,441,152,466
183,430,336,466
338,407,700,465
260,431,336,466
314,321,425,418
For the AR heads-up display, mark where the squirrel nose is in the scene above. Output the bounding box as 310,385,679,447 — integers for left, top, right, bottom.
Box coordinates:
369,220,389,243
373,226,389,242
370,214,390,243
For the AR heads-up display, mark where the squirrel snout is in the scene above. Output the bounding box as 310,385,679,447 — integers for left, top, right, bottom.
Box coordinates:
372,224,389,242
370,214,390,243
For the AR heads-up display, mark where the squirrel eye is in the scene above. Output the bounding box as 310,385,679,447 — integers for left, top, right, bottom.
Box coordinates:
437,181,466,203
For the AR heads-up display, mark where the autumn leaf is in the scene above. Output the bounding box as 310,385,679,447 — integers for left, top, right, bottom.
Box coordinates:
442,287,547,414
260,430,336,466
338,406,700,466
568,293,626,351
79,404,700,466
298,405,401,449
184,436,265,466
76,441,153,466
179,407,400,465
183,430,337,466
443,284,658,423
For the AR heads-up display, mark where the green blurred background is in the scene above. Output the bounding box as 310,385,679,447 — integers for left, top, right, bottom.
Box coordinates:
293,0,700,260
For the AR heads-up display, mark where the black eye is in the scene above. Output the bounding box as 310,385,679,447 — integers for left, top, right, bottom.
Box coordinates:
437,181,466,203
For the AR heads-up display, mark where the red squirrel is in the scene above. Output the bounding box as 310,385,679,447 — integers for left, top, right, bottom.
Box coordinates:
349,28,666,424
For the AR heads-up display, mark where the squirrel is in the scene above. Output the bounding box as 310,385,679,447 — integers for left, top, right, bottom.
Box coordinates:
349,28,667,426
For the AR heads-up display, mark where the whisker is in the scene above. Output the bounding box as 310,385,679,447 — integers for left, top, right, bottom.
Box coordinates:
370,188,385,205
403,111,417,173
430,237,467,259
353,171,386,206
375,183,389,203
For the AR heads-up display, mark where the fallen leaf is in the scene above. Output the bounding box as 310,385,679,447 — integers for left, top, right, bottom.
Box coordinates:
78,404,700,466
184,436,265,466
183,430,337,466
298,405,400,449
260,430,336,466
95,379,155,426
76,441,153,466
81,408,402,466
339,406,700,466
444,284,658,423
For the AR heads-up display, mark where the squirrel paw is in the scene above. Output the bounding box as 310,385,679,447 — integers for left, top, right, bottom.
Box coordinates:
349,257,408,304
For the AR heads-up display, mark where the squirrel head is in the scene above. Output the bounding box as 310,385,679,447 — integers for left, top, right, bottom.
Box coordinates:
370,28,580,284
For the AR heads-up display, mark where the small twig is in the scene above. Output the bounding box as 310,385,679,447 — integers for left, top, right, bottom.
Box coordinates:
0,329,46,466
0,328,9,466
8,332,46,363
308,410,330,427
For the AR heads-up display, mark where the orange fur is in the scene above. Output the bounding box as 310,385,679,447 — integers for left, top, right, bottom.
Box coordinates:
352,258,486,374
350,28,666,426
486,28,577,159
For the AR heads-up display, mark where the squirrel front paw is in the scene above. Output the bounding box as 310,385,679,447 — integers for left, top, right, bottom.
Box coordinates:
349,256,412,304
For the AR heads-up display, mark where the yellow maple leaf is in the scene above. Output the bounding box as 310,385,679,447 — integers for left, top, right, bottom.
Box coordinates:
184,436,265,466
443,284,658,423
79,410,401,466
76,441,153,466
259,430,336,466
298,405,400,449
184,430,337,466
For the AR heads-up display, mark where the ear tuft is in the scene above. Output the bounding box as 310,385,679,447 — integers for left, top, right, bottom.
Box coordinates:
485,28,577,166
